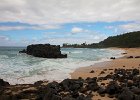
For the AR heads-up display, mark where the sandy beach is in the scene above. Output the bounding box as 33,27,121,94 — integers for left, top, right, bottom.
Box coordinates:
71,48,140,100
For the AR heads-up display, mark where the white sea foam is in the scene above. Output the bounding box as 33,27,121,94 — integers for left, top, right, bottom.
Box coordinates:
0,47,124,84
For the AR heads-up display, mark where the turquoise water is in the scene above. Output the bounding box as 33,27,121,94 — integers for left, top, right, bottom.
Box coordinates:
0,47,123,84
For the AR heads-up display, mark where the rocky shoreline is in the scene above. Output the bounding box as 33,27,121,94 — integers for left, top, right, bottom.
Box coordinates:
1,48,140,100
1,67,140,100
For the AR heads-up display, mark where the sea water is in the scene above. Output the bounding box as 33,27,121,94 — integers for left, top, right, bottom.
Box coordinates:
0,47,124,84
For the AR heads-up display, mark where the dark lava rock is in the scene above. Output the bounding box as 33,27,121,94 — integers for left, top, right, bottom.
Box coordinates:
80,87,88,93
135,56,140,58
77,94,92,100
118,88,135,100
19,49,26,53
100,94,105,97
131,86,140,95
86,77,99,91
62,96,75,100
122,53,127,55
110,57,115,60
0,79,10,87
19,44,67,58
100,71,105,74
101,83,105,86
135,95,140,100
97,86,106,94
108,95,115,98
132,69,139,76
71,91,79,98
42,82,62,100
90,70,94,73
60,79,83,91
43,89,61,100
106,81,120,95
127,56,133,58
34,80,44,86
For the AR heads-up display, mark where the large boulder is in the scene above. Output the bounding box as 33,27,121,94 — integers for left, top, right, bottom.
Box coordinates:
19,44,67,58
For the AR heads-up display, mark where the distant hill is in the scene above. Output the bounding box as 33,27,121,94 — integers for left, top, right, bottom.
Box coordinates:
99,31,140,48
63,31,140,48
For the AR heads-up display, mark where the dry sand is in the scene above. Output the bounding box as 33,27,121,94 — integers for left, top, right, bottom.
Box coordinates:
71,48,140,100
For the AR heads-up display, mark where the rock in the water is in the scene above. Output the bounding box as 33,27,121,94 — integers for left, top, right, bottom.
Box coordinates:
110,57,115,60
0,79,10,87
19,44,67,58
19,49,26,53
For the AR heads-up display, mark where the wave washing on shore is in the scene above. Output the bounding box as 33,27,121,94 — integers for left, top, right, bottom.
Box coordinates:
0,47,124,84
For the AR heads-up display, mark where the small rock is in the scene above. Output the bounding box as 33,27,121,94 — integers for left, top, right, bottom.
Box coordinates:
90,70,94,73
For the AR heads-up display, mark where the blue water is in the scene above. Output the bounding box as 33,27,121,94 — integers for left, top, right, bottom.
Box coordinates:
0,47,123,84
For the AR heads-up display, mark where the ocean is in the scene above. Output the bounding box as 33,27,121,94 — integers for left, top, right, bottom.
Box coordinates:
0,47,124,84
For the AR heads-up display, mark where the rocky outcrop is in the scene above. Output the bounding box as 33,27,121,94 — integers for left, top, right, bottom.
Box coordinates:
19,44,67,58
0,79,10,87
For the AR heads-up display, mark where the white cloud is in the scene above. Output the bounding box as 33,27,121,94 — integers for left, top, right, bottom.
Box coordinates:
39,31,107,45
0,0,140,25
71,27,83,33
0,24,61,31
0,26,25,31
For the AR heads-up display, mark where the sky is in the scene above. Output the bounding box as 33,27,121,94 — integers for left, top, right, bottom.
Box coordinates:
0,0,140,46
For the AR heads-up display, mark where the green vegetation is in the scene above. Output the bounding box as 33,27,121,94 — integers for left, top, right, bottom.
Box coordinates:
63,31,140,48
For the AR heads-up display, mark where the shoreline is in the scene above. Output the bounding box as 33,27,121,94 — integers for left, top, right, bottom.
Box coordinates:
71,48,140,79
70,47,126,79
0,48,140,100
71,48,140,100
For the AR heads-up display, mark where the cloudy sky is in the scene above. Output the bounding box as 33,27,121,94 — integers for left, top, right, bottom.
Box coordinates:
0,0,140,46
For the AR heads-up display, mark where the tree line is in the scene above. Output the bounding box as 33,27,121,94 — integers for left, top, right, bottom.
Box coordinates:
63,31,140,48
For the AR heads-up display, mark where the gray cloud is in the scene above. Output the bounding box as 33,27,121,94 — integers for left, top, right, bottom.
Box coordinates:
0,0,140,24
